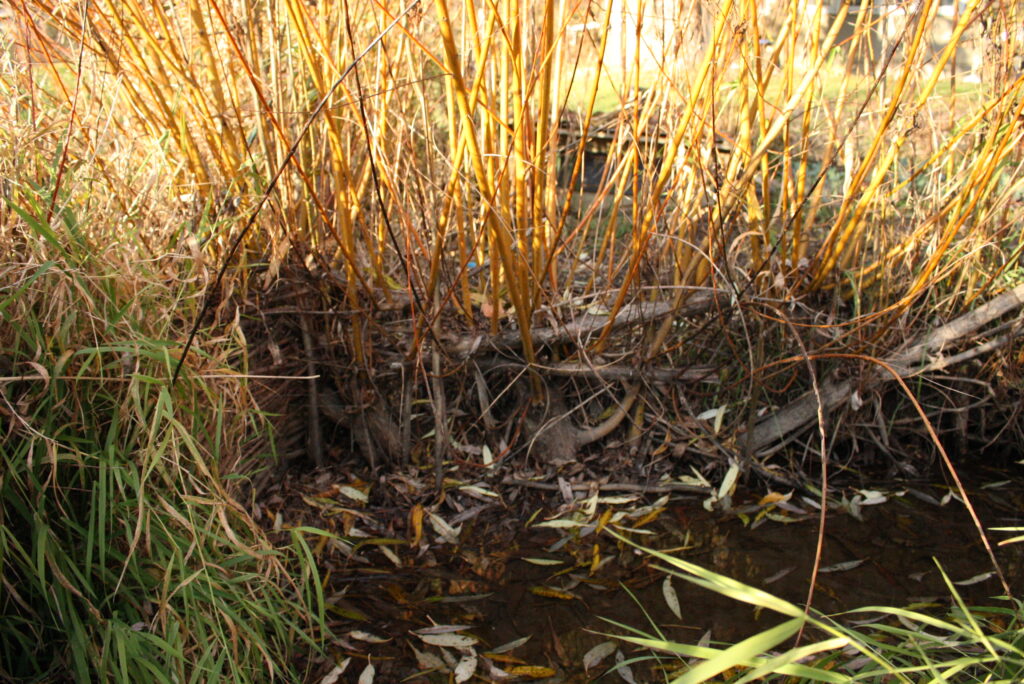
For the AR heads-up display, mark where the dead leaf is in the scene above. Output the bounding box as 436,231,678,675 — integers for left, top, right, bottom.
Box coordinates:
583,641,616,672
506,665,557,679
528,586,577,601
819,560,865,573
417,633,479,649
662,576,681,619
614,649,637,683
454,654,477,683
318,659,350,684
348,630,389,643
487,635,531,654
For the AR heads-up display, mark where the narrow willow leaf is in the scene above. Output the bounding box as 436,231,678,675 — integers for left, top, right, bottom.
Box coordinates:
662,576,682,619
583,641,617,671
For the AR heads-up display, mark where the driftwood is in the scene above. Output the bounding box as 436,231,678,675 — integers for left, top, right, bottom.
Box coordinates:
743,283,1024,455
449,290,722,357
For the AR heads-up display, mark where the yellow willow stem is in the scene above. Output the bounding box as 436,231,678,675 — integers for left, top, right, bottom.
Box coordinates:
811,0,981,286
189,0,239,178
908,105,1018,298
507,0,530,266
627,0,642,259
553,0,612,237
791,0,823,269
746,0,767,270
532,0,556,288
423,6,500,315
593,0,736,351
432,0,539,380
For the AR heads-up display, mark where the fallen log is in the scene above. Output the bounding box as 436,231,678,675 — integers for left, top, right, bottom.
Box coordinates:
448,289,722,358
742,283,1024,455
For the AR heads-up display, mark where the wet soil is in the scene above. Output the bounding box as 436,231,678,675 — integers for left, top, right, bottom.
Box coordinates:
267,470,1024,682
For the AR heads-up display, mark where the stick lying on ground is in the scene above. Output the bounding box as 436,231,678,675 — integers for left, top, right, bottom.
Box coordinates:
448,290,722,357
743,283,1024,455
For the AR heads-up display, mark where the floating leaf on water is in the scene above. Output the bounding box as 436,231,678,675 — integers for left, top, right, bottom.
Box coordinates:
417,633,479,648
412,646,447,671
454,654,477,683
819,559,865,573
318,659,350,684
953,571,995,586
529,586,577,600
523,557,563,566
488,635,531,654
506,665,557,679
763,566,795,585
583,641,617,672
662,576,682,619
614,649,637,683
483,652,527,665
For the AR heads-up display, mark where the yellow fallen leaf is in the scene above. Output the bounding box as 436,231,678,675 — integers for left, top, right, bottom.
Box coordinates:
481,653,527,665
409,504,424,546
506,665,557,678
528,586,577,601
758,491,790,506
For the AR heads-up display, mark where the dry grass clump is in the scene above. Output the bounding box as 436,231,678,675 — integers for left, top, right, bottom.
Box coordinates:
0,68,327,680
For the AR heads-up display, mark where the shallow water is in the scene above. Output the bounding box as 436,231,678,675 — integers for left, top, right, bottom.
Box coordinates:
323,479,1024,682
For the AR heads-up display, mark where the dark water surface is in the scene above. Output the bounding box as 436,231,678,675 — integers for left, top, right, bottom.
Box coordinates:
328,479,1023,682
